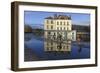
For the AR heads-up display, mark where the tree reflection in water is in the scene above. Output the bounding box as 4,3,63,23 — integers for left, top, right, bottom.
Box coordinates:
24,33,33,41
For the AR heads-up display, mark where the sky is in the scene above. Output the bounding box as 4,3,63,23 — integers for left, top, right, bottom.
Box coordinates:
24,11,90,26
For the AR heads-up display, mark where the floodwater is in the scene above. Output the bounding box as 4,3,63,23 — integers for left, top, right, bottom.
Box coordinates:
24,33,90,61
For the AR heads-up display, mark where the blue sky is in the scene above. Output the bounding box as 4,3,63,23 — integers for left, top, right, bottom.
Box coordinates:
24,11,90,26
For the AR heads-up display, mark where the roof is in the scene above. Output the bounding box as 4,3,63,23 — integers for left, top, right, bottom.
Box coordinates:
45,14,71,20
45,16,53,19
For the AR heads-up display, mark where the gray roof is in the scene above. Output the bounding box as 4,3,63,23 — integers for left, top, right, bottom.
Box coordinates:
45,14,71,20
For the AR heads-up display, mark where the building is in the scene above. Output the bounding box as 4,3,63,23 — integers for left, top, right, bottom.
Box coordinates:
72,25,90,42
44,14,76,52
44,14,72,40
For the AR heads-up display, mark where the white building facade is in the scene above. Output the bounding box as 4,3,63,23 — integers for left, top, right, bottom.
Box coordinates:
44,14,76,51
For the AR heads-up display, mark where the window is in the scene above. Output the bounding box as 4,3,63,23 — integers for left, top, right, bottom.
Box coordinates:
57,27,59,30
47,20,49,24
64,27,66,30
57,22,59,25
51,20,53,24
51,42,53,45
47,25,49,29
63,46,65,49
51,47,53,50
54,33,55,35
60,22,62,25
72,32,74,39
64,22,66,25
67,46,69,49
47,43,49,46
67,27,69,30
67,22,69,25
48,32,51,34
60,27,62,30
51,25,53,29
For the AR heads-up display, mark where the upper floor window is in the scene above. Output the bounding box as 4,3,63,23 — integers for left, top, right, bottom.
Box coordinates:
67,22,69,25
64,22,66,25
47,20,49,24
60,22,62,25
51,20,53,24
57,22,59,25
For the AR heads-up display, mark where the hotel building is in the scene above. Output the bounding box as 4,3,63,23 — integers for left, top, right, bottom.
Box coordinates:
44,14,75,51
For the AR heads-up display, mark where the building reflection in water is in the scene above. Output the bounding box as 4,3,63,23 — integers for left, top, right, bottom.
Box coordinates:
44,40,71,52
44,14,77,52
44,30,76,52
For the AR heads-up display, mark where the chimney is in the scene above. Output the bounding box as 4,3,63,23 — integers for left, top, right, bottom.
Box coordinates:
54,14,57,19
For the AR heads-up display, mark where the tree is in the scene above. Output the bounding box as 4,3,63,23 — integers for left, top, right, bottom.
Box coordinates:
24,25,32,33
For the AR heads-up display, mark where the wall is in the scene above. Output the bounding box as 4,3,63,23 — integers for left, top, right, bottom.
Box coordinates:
0,0,99,73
